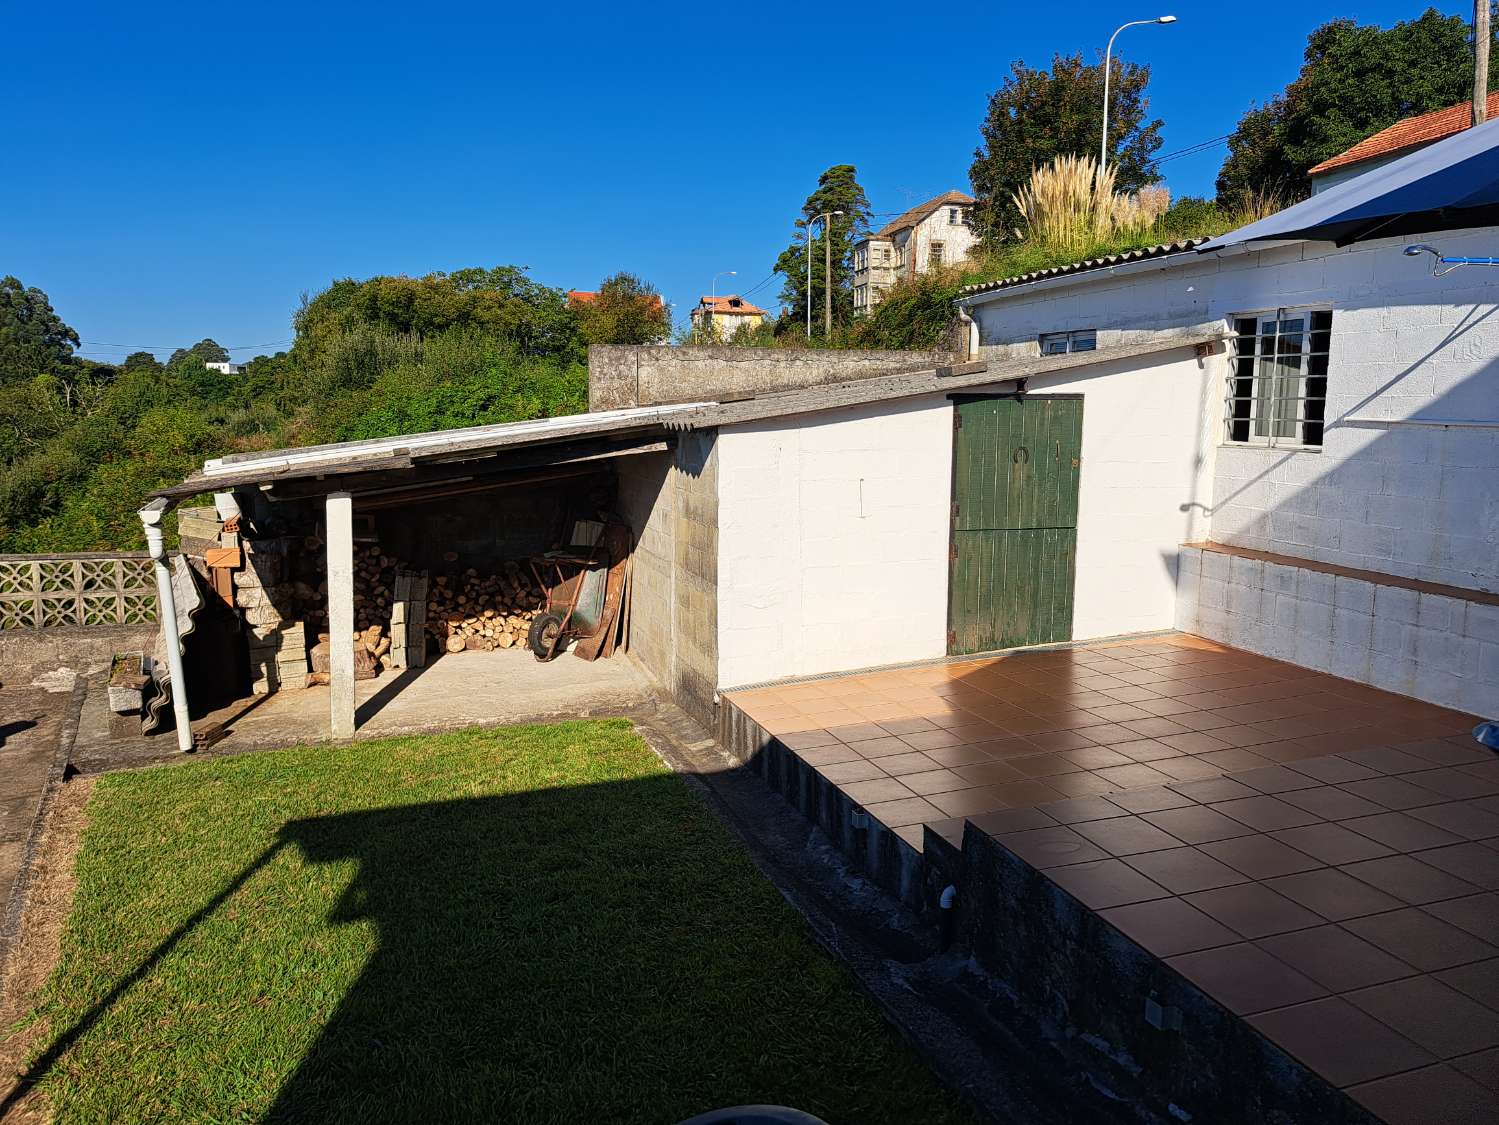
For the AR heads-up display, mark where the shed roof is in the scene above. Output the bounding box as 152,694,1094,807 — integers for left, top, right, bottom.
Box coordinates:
956,239,1210,300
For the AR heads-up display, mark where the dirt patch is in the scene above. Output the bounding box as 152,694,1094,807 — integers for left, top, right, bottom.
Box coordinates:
0,776,94,1125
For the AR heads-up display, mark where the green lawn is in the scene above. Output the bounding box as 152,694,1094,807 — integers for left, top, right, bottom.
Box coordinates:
19,721,976,1124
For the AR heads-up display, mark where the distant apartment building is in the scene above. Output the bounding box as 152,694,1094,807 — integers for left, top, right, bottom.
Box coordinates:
689,295,766,340
852,190,978,316
204,361,245,375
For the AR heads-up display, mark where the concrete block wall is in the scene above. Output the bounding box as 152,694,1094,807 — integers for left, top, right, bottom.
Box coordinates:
966,227,1499,596
1177,546,1499,716
588,345,954,410
615,451,675,693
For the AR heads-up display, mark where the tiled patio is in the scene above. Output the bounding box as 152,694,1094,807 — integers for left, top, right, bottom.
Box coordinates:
724,633,1499,1124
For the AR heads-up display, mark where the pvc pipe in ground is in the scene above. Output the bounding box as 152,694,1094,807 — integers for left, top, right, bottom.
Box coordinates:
140,504,194,753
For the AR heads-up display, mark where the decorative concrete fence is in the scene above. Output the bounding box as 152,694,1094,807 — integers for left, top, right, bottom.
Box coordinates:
0,553,157,631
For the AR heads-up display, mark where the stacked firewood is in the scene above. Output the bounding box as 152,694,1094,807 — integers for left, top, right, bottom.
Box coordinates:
427,561,544,653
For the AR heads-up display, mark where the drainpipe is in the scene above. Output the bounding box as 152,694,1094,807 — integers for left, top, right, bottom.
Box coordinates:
140,500,194,752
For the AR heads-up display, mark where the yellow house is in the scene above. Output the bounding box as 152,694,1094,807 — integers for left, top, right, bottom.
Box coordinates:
689,295,766,339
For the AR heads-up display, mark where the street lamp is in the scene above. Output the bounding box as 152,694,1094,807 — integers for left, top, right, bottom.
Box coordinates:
1101,16,1176,172
805,210,845,339
711,270,737,299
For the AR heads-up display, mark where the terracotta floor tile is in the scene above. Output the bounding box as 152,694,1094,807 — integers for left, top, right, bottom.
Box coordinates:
1400,739,1495,768
842,776,917,805
893,823,927,849
864,795,944,828
1096,684,1163,704
1271,823,1396,866
1168,943,1327,1015
1109,738,1183,763
1200,835,1324,880
1046,771,1126,798
854,736,922,760
1345,746,1445,775
925,786,1012,818
1144,805,1257,845
1134,696,1204,717
1409,802,1499,842
922,743,1006,768
1184,882,1324,938
900,769,979,796
1101,897,1240,957
1075,723,1156,746
1417,843,1499,890
1426,894,1499,939
923,816,967,846
876,716,940,737
1193,748,1277,773
1278,786,1386,821
1167,710,1242,732
1120,716,1193,740
1342,775,1447,811
1026,728,1103,753
1047,857,1173,908
1265,867,1404,922
1038,795,1131,824
1347,975,1499,1058
1248,997,1434,1086
1108,786,1196,815
1343,811,1466,853
779,729,843,750
1412,768,1499,800
1091,763,1176,790
1344,908,1499,971
996,825,1112,869
1125,846,1247,893
1257,925,1418,993
898,728,973,752
952,760,1027,786
1453,1047,1499,1096
1290,755,1384,784
829,721,894,744
1151,757,1232,783
1439,958,1499,1011
989,779,1069,807
816,760,887,785
1231,765,1322,794
1211,795,1323,832
795,744,865,767
1203,722,1285,748
876,751,946,777
1072,815,1185,856
1349,1064,1499,1125
968,806,1057,835
1171,775,1260,803
1340,855,1482,906
1086,702,1157,723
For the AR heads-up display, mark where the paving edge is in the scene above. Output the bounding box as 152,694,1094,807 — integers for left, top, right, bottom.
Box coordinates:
0,673,88,1001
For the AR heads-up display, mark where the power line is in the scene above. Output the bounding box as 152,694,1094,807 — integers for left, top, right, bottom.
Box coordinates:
79,338,292,353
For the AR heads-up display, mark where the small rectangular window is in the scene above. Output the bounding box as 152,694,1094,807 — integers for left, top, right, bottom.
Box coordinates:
1039,329,1097,355
949,208,959,224
1225,309,1331,449
930,242,944,265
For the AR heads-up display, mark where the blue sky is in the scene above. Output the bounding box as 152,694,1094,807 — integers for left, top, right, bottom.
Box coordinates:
6,0,1471,360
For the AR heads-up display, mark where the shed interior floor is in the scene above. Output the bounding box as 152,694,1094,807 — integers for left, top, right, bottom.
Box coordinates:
72,648,654,771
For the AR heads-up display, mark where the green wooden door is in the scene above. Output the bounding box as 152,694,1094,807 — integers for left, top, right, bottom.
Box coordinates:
948,396,1083,654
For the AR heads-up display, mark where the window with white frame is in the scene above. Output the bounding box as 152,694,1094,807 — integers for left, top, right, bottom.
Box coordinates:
855,247,868,270
948,207,960,225
1039,329,1097,355
1225,309,1331,449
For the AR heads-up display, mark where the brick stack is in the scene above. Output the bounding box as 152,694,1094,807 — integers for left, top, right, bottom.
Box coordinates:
389,569,429,670
235,537,311,693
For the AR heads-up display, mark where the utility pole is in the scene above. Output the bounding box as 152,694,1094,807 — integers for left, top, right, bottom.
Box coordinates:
804,209,845,339
1476,0,1491,126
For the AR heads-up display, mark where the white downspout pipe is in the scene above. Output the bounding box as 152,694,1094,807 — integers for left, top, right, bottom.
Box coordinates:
140,502,194,752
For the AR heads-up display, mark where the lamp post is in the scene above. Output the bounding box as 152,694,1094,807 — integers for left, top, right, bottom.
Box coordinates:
805,210,845,339
1101,15,1176,172
711,270,737,299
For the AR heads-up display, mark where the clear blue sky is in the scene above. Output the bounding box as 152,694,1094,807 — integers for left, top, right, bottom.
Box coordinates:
7,0,1471,360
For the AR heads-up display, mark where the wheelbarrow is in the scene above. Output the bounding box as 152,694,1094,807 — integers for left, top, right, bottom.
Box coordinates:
526,548,609,661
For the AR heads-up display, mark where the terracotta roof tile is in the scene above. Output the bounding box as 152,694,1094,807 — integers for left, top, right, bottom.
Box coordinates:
868,190,974,240
1309,94,1499,176
692,295,766,316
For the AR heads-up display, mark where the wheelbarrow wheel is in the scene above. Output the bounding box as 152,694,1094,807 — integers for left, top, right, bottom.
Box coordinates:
528,612,566,662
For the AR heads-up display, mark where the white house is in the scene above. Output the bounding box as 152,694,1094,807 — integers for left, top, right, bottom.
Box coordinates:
853,191,979,316
205,360,245,375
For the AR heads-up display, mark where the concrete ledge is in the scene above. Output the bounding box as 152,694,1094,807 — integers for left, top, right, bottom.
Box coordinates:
0,624,158,680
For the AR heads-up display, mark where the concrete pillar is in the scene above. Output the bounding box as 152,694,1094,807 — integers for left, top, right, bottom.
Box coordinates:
326,491,356,739
139,502,194,753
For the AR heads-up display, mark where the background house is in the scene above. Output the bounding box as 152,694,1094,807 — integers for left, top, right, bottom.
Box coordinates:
853,191,978,316
1309,92,1499,193
689,295,765,340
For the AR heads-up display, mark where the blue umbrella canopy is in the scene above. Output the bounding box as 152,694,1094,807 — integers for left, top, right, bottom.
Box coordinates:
1203,116,1499,249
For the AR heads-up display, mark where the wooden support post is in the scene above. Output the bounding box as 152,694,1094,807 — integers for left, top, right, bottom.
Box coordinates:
326,491,356,739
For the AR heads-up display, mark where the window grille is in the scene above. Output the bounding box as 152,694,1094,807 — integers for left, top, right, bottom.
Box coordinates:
1225,309,1331,448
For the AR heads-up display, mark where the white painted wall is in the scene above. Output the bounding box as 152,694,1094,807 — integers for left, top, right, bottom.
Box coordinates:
714,345,1217,687
964,227,1499,596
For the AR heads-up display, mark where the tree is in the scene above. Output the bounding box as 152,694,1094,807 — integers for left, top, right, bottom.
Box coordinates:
575,273,670,345
168,338,230,365
1217,10,1496,202
772,165,872,336
970,54,1163,243
0,275,80,385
